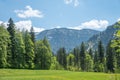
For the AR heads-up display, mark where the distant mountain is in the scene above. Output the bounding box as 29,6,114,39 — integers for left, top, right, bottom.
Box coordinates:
36,28,99,53
87,22,118,50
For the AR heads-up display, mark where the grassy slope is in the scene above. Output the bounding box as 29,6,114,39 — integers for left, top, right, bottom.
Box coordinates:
0,69,120,80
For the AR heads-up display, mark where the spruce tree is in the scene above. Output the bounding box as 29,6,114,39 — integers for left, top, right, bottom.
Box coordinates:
106,42,116,73
14,31,25,68
43,37,51,52
30,27,35,44
93,50,99,72
94,50,98,64
7,18,16,68
98,40,105,72
24,30,35,69
98,40,105,63
57,47,67,69
89,48,93,58
80,42,86,71
73,47,80,69
35,39,52,69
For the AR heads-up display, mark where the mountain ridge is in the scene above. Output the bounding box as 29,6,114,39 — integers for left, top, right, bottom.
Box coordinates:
36,28,100,53
87,22,119,50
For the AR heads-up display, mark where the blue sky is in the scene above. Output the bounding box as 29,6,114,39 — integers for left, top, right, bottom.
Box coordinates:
0,0,120,32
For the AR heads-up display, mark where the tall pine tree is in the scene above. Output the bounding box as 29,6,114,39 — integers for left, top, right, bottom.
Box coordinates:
14,31,25,68
98,40,105,63
89,48,93,58
98,40,105,72
43,37,52,52
7,18,16,68
30,27,35,44
106,41,116,73
57,47,67,69
24,30,35,69
73,47,80,70
93,50,99,72
80,42,86,71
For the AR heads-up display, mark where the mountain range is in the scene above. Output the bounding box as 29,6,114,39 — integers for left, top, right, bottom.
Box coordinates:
36,22,119,53
36,28,99,53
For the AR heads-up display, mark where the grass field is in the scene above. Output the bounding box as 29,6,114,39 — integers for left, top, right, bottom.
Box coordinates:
0,69,120,80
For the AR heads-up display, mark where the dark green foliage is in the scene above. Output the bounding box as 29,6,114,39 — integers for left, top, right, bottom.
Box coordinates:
73,47,80,68
34,40,43,69
57,47,67,69
80,42,86,71
7,18,16,68
0,19,54,70
24,30,35,69
43,37,51,52
93,50,99,72
35,38,52,69
30,27,35,44
72,43,93,72
98,40,105,63
97,40,106,72
7,18,15,38
89,48,93,58
14,31,25,68
94,50,98,64
106,42,116,73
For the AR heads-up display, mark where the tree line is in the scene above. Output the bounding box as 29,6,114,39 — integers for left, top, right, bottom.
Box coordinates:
0,18,52,69
56,21,120,73
0,18,120,73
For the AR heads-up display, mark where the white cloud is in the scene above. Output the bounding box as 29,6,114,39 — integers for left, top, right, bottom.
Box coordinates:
15,20,32,31
15,20,45,32
14,5,44,18
68,20,109,31
33,27,45,32
117,18,120,22
64,0,79,7
0,21,8,28
0,20,44,32
0,21,3,24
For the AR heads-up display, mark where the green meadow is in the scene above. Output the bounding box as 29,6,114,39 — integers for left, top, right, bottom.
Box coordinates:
0,69,120,80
